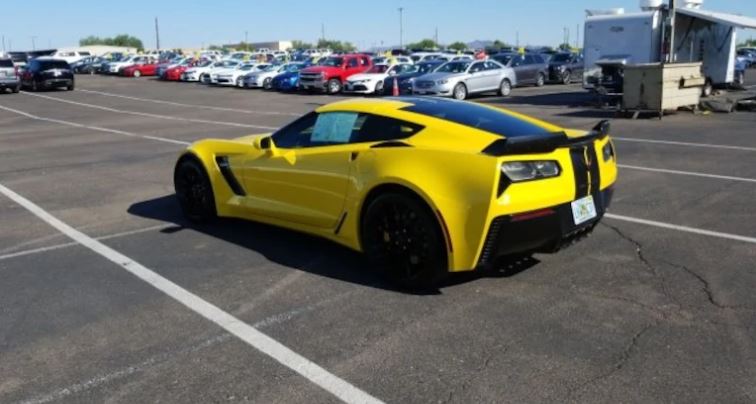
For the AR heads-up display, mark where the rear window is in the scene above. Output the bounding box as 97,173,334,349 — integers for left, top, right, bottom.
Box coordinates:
38,60,70,70
0,59,13,67
399,97,549,138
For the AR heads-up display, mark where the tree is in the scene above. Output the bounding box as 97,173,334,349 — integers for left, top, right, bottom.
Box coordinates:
406,39,438,50
316,39,356,52
739,39,756,47
292,40,314,50
557,42,572,51
447,42,467,52
79,34,144,50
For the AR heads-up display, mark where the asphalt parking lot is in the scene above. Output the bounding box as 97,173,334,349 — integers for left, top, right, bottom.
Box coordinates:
1,74,755,404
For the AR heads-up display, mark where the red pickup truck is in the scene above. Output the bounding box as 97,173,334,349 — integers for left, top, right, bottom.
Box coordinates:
299,54,372,94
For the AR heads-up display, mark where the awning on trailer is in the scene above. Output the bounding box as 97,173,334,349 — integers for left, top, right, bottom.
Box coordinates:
676,7,756,29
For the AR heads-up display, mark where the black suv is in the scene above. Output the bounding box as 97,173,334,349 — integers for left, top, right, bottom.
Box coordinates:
21,58,74,91
547,52,584,84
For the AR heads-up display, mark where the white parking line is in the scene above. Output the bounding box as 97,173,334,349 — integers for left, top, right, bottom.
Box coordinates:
0,183,383,404
0,224,172,261
613,137,756,152
21,92,278,130
77,89,300,116
618,164,756,183
0,104,190,145
605,213,756,244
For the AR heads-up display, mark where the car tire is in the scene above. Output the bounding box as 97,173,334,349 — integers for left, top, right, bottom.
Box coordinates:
327,78,342,94
263,77,272,90
562,71,572,85
31,81,38,92
133,70,142,78
200,74,209,84
12,85,20,93
374,80,384,95
734,71,745,87
236,77,244,88
67,82,75,91
702,78,713,97
174,156,217,223
452,83,467,100
536,72,545,87
498,79,512,97
361,192,448,291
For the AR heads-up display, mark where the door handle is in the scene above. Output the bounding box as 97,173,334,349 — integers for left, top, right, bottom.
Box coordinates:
350,151,359,161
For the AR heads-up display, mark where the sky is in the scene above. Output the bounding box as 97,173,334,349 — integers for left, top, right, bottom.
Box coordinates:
2,0,756,51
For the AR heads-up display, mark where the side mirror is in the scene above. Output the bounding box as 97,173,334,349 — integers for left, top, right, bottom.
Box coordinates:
254,136,275,151
388,70,397,76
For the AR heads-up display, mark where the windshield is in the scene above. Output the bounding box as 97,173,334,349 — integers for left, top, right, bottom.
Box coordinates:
198,60,213,67
261,65,277,72
417,63,438,74
284,64,302,72
321,57,344,67
436,61,470,74
218,60,238,68
493,55,512,65
38,60,70,70
239,64,256,71
551,54,571,62
368,65,389,74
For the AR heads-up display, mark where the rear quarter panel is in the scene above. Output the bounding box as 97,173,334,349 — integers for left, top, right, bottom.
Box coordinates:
338,147,499,271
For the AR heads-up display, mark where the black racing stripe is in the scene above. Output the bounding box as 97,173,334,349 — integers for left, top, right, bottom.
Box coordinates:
570,147,589,199
570,144,601,199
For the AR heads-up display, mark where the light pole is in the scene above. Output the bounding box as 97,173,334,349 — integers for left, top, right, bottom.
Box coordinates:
31,36,37,50
398,7,404,48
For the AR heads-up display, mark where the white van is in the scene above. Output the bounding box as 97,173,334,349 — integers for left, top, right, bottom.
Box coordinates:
51,50,92,64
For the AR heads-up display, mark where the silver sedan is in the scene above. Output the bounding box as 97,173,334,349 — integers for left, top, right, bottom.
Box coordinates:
412,60,517,100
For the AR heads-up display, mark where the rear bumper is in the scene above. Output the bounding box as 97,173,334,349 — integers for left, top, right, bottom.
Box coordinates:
476,186,614,269
0,79,20,89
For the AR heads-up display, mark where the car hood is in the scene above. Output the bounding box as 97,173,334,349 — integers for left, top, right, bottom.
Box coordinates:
347,72,386,82
274,71,298,79
416,72,466,82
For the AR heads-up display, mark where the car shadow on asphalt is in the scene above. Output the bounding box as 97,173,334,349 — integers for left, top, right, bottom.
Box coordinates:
128,194,541,295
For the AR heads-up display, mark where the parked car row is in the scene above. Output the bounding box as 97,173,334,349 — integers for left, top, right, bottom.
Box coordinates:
3,49,584,101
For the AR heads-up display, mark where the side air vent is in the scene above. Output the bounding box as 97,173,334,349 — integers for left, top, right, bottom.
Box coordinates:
215,156,246,196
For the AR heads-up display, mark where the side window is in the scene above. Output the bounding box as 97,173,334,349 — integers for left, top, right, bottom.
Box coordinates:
485,61,500,70
354,114,424,143
310,112,360,145
361,57,369,66
524,55,535,65
470,62,485,73
512,56,523,67
271,112,318,148
348,58,359,67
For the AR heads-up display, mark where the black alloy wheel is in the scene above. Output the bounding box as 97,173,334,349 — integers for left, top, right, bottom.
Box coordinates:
174,157,217,223
362,193,447,290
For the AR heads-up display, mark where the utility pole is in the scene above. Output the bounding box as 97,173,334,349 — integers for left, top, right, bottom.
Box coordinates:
434,26,438,47
321,23,325,42
576,24,580,49
516,31,520,49
31,36,37,50
1,35,5,53
245,31,248,50
398,7,404,48
154,17,161,51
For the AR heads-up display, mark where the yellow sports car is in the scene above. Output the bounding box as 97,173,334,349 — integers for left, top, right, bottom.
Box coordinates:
174,97,617,289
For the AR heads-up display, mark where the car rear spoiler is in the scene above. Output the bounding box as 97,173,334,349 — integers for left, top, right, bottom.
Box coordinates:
481,120,610,156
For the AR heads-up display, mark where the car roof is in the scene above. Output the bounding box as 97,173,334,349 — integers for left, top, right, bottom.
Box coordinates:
315,97,565,142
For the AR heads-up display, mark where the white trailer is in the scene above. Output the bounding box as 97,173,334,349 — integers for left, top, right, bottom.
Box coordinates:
583,1,756,92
